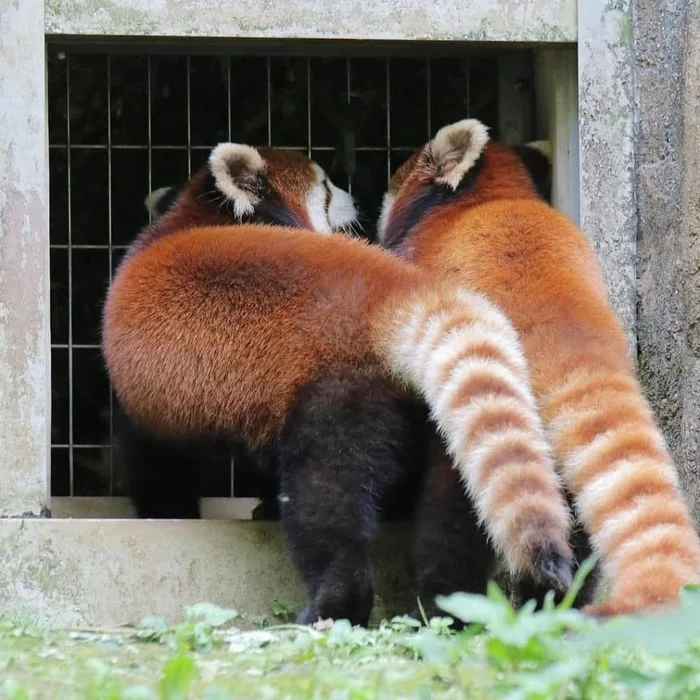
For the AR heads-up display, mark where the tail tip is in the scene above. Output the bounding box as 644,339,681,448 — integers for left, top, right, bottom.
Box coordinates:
532,540,574,593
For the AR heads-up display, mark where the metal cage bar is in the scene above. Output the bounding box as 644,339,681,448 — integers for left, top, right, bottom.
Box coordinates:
47,47,533,504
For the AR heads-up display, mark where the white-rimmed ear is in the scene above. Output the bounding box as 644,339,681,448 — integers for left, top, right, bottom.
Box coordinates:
209,143,266,219
524,140,552,163
376,191,395,243
430,119,490,190
144,185,176,219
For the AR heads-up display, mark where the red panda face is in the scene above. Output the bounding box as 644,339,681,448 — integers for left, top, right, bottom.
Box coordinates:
376,119,541,248
208,144,357,234
144,144,358,239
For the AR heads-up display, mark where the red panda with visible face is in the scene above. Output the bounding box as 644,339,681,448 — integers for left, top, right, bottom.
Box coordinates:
377,118,700,617
103,142,574,625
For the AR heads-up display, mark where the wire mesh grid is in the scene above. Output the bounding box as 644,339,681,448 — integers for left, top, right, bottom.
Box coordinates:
47,47,527,500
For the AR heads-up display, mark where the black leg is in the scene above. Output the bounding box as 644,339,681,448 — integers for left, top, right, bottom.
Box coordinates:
276,367,426,627
412,435,497,625
113,401,201,519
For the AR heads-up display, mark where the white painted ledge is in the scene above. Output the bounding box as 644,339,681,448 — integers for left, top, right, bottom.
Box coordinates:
50,497,261,520
45,0,576,43
0,519,414,627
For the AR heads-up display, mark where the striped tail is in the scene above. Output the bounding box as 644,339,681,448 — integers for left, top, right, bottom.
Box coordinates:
546,368,700,616
372,284,573,591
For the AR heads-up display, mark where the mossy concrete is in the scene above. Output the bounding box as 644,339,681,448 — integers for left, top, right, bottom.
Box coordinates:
679,0,700,523
0,0,50,517
632,0,700,523
578,0,637,346
44,0,576,43
0,519,415,627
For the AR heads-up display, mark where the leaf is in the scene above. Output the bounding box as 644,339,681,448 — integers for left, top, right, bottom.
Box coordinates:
271,600,301,620
121,687,155,700
558,554,599,611
680,584,700,607
581,600,700,655
435,592,509,627
138,616,169,631
184,603,239,628
502,657,591,700
159,654,197,700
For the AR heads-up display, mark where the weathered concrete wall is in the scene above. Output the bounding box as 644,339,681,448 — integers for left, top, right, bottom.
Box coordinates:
45,0,576,42
0,520,414,628
679,0,700,522
0,0,50,516
633,0,694,512
578,0,637,344
629,0,700,523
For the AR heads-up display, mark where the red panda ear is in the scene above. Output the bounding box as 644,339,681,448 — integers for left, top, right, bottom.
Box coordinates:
209,143,267,219
524,140,552,163
429,119,490,190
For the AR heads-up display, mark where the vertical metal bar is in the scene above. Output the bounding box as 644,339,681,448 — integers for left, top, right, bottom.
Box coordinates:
465,56,471,117
266,57,272,146
186,55,192,175
230,53,240,497
346,57,352,196
306,58,312,157
426,58,432,139
226,56,232,142
106,55,114,495
66,54,74,497
147,56,153,222
385,58,391,187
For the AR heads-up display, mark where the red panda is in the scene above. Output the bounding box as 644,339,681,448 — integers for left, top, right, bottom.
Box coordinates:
103,142,574,625
377,118,700,617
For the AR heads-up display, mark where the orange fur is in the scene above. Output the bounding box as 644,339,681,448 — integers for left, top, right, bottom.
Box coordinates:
105,225,420,446
380,121,700,616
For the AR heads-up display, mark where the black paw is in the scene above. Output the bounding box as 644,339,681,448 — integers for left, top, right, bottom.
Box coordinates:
295,604,320,626
294,582,373,628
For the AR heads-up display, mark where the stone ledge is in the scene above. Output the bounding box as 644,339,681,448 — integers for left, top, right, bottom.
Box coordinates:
0,519,414,627
45,0,576,43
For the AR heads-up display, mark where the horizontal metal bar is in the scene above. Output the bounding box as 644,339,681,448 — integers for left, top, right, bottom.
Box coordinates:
49,144,421,152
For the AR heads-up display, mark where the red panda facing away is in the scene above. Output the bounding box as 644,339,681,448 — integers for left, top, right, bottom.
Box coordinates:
103,142,575,625
377,118,700,618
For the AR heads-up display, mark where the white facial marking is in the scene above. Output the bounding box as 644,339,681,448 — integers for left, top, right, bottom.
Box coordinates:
306,163,358,235
376,191,396,243
306,164,332,234
327,179,357,231
209,143,265,219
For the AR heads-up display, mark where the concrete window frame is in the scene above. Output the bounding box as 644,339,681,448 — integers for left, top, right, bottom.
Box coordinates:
0,0,637,626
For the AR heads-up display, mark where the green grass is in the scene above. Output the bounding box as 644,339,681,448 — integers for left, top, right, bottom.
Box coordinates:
3,561,700,699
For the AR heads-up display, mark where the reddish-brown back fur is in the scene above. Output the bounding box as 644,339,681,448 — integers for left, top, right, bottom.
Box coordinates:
104,224,422,447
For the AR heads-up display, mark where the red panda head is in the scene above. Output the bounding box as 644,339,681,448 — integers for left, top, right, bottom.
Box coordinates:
134,144,357,252
376,119,542,248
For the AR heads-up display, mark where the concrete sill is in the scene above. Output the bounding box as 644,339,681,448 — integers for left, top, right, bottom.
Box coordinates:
0,518,414,627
